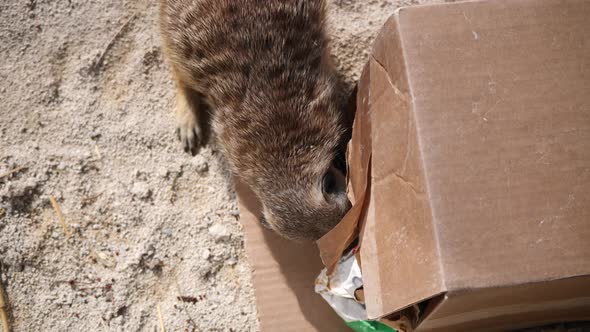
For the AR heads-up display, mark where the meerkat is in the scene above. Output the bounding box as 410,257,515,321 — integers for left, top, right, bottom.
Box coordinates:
159,0,351,241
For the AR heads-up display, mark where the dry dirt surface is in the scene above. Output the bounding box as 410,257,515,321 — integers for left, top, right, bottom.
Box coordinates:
0,0,588,332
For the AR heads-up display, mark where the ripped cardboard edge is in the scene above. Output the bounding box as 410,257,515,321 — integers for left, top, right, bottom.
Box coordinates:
317,62,373,275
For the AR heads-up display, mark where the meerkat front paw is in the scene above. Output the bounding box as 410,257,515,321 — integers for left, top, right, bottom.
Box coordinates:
176,110,201,156
175,86,202,156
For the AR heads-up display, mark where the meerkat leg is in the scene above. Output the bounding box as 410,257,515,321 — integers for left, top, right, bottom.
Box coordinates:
174,78,202,156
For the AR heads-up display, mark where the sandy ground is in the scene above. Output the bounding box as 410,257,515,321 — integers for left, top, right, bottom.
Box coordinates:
0,0,588,331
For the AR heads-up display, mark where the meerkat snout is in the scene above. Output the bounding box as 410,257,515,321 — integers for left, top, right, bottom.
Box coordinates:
257,156,351,241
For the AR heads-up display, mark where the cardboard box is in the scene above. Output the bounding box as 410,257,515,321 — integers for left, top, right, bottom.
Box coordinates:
237,0,590,331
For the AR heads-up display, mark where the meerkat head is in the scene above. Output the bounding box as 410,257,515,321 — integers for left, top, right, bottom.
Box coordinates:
224,69,352,241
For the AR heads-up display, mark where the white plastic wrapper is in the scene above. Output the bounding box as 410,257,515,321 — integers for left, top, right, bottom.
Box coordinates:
315,250,366,322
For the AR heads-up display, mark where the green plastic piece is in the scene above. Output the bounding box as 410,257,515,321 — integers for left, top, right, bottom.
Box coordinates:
346,320,397,332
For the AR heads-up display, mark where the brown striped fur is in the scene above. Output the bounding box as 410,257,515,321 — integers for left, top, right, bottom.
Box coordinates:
159,0,351,241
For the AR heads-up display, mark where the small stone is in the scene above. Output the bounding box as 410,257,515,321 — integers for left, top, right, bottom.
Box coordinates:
146,245,155,257
162,228,172,237
198,262,212,278
90,131,101,140
225,293,236,304
229,209,240,217
157,167,169,178
193,160,208,173
130,182,152,200
201,249,211,260
208,224,230,242
145,257,162,271
97,252,115,268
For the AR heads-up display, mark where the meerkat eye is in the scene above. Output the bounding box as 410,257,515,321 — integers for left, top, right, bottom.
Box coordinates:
322,170,337,195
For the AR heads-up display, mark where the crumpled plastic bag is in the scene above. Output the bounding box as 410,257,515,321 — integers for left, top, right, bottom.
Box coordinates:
315,251,397,332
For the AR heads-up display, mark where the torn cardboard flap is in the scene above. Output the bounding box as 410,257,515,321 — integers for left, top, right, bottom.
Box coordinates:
317,62,373,275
